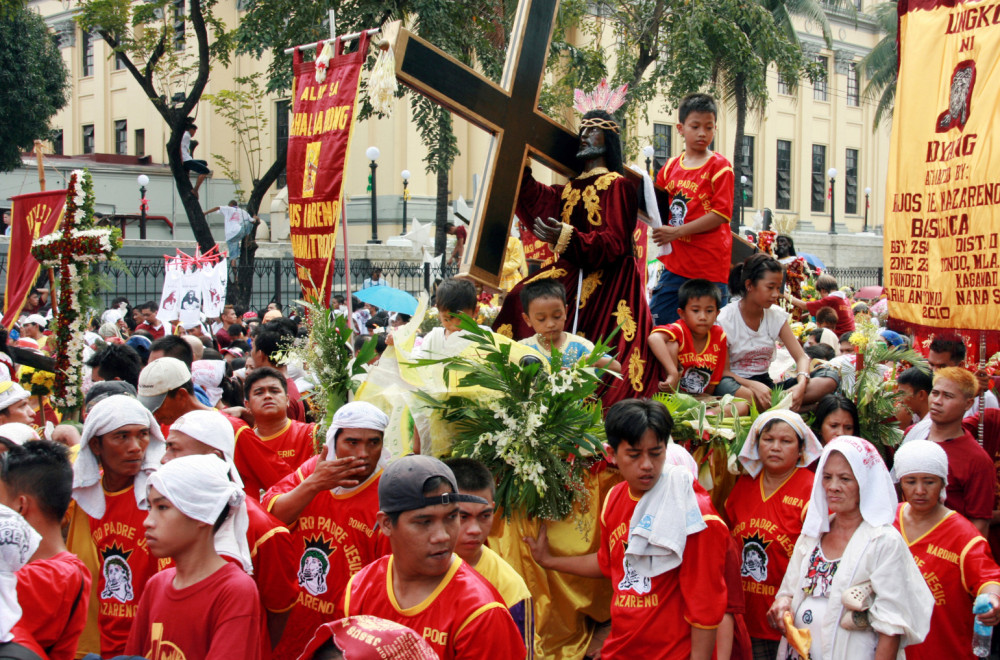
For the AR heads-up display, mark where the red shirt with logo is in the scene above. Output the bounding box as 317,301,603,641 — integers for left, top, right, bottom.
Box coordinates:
655,152,734,283
894,504,1000,660
724,468,813,640
650,321,727,394
598,479,728,659
126,562,262,660
255,420,317,471
224,413,293,499
15,551,93,660
264,458,390,658
342,554,526,659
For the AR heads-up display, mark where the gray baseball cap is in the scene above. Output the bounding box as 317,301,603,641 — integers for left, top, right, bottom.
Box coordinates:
378,455,488,514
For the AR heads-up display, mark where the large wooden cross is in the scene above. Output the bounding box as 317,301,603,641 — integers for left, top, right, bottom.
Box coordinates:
395,0,578,288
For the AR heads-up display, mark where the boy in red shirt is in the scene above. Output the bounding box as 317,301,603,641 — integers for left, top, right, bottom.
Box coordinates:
785,274,855,335
341,455,526,659
526,399,728,660
127,454,262,659
246,367,318,470
0,441,91,660
650,93,734,326
263,402,391,658
648,278,727,395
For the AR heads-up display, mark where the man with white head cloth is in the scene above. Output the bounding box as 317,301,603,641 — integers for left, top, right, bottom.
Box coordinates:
125,455,262,659
165,410,299,654
263,401,392,658
0,503,45,658
65,394,166,658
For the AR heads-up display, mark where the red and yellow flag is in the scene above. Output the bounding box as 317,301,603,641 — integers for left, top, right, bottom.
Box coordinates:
2,189,66,329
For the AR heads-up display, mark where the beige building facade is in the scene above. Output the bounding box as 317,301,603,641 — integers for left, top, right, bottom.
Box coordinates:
29,0,890,245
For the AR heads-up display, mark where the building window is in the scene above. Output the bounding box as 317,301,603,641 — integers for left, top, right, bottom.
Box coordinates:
652,123,671,173
811,144,827,213
135,129,145,157
813,56,828,102
738,135,754,208
114,120,127,155
82,30,94,76
82,125,95,154
777,73,792,96
845,148,859,215
51,129,63,156
776,140,792,211
172,0,185,51
115,51,127,70
846,63,860,107
276,99,291,188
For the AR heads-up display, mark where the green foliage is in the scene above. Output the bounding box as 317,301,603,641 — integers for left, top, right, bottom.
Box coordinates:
416,314,609,520
653,391,758,457
203,73,270,203
859,1,898,129
0,7,69,172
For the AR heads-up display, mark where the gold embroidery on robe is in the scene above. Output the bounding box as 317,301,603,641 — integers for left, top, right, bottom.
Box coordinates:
628,347,645,392
613,299,636,341
582,186,602,226
594,172,621,191
496,324,513,339
560,188,581,225
525,268,568,284
579,270,604,309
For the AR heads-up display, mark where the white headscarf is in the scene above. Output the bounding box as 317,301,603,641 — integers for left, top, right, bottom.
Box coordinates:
148,454,251,573
802,436,898,537
325,402,390,495
739,410,824,478
191,360,226,407
0,504,41,642
169,410,241,486
0,423,40,446
891,440,949,502
74,395,165,519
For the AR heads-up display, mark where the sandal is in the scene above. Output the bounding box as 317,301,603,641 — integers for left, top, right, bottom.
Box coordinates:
842,580,875,611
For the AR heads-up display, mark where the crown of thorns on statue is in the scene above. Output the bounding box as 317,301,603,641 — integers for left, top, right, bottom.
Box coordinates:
574,79,629,134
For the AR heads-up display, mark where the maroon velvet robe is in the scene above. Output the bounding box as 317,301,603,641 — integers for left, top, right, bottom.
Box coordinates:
493,168,661,405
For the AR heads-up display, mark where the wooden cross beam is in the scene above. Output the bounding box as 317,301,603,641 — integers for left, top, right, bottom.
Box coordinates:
395,0,579,288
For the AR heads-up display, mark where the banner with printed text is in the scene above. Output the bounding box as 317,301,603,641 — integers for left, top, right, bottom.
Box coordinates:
886,0,1000,360
286,34,369,305
2,189,67,329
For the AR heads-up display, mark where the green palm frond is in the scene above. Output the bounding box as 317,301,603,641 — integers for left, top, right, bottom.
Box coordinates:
859,1,898,129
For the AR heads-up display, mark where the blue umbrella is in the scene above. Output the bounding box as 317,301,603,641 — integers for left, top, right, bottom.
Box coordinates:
798,253,825,269
354,285,418,315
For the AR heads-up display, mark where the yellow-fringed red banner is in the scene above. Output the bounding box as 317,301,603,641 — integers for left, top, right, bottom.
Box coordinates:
286,34,369,305
886,0,1000,354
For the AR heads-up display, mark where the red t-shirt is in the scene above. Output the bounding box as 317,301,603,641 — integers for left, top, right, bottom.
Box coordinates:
650,321,727,394
87,486,168,657
265,459,390,658
937,431,995,521
895,504,1000,660
126,562,262,660
255,420,317,470
724,469,813,640
963,410,1000,558
597,479,728,659
655,152,734,283
342,555,526,659
804,294,855,336
135,321,166,340
285,378,307,423
15,551,93,660
225,413,293,499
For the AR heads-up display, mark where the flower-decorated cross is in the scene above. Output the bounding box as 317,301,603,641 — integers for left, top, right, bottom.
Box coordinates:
30,169,121,410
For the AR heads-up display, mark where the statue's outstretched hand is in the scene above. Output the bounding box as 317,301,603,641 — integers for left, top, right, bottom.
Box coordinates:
533,216,563,244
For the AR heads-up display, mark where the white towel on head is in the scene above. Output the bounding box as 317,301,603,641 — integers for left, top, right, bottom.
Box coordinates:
802,435,898,538
169,410,242,487
148,454,252,573
191,360,226,406
624,464,706,578
891,440,949,501
0,423,40,446
74,395,165,519
0,504,41,643
739,409,824,478
325,401,391,495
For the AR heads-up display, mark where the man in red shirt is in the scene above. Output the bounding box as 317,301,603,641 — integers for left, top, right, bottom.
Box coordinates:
904,367,995,536
137,357,292,499
785,274,855,336
264,401,390,658
342,455,526,659
251,323,307,422
0,441,92,660
163,410,299,657
526,399,728,659
135,301,166,339
246,367,317,470
127,455,262,659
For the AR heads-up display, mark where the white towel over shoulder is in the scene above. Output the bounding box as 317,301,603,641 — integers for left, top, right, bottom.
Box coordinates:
625,464,706,578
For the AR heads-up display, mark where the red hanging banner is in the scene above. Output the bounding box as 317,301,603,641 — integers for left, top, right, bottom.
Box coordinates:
286,34,370,305
2,189,67,329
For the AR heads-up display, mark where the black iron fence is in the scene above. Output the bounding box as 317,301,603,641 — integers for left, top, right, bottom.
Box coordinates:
824,267,884,290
